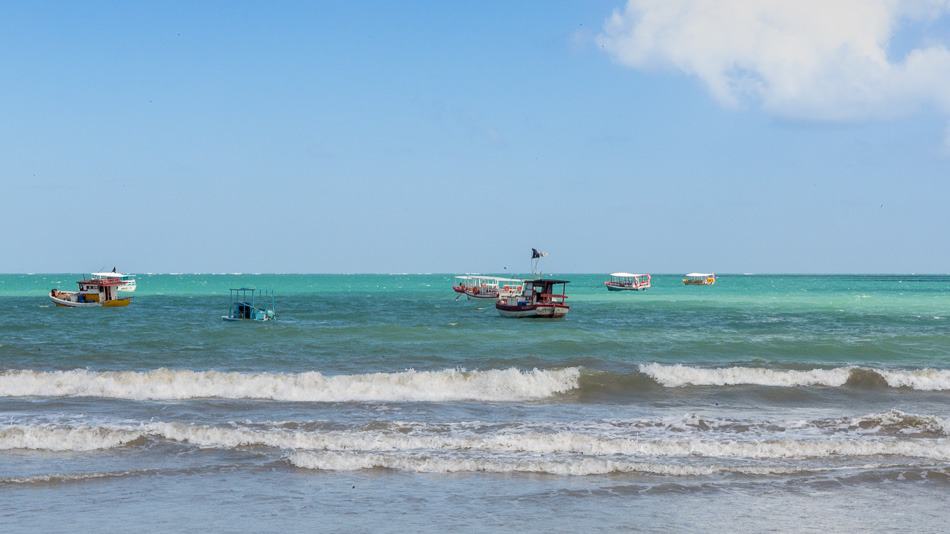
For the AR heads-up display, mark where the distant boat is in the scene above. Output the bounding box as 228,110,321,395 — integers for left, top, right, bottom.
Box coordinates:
91,269,137,293
683,273,716,286
452,276,471,295
453,275,523,300
496,278,570,318
605,272,651,291
49,277,133,308
222,288,277,321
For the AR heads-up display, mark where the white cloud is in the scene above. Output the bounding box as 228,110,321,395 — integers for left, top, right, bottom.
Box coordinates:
597,0,950,125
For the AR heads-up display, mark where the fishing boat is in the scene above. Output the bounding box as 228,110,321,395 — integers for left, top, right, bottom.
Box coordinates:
91,268,137,292
222,288,277,321
683,273,716,286
49,277,133,307
605,272,651,291
463,276,523,300
496,278,570,318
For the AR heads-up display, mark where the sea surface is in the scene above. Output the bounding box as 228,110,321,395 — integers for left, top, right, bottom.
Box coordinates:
2,274,949,532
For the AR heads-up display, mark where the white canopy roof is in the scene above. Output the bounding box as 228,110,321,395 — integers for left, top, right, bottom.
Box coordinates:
684,273,714,277
610,272,647,278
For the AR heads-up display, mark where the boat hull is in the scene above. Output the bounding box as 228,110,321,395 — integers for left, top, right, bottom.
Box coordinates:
464,291,498,300
605,283,649,291
50,294,132,307
496,303,569,318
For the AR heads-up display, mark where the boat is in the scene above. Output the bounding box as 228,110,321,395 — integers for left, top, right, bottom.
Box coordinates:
496,278,570,318
462,276,523,300
683,273,716,286
91,268,137,292
452,276,472,295
605,272,651,291
49,277,133,307
222,288,277,321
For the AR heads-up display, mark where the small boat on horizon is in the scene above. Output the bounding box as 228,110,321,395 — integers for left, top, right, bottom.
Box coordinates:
496,278,570,318
605,272,651,291
683,273,716,286
49,277,133,308
222,288,277,321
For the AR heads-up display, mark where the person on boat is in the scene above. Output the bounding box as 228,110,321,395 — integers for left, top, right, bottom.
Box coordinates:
112,267,117,273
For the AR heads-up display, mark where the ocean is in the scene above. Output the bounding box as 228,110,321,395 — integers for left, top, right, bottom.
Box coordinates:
2,273,949,532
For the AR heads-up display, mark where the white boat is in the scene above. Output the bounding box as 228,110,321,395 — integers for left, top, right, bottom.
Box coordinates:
452,275,522,300
50,278,133,308
605,272,651,291
466,276,523,300
496,278,570,318
683,273,716,286
91,270,137,292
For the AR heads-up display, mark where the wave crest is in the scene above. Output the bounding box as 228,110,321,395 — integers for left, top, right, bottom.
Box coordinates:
638,363,950,391
0,367,581,402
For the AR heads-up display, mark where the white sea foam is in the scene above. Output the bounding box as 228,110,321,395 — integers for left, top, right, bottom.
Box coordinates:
0,425,143,451
639,363,950,390
0,367,581,402
640,363,852,387
285,451,805,476
4,422,950,463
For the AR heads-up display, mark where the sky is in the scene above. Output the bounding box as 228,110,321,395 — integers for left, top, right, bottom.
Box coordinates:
2,0,949,274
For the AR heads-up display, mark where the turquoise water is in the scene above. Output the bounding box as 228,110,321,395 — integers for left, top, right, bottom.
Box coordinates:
2,274,950,532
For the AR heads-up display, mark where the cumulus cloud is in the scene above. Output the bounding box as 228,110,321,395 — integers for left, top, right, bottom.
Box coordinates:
597,0,950,125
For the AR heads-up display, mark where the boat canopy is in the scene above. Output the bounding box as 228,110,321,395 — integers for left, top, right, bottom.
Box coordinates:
79,277,125,287
685,273,714,278
610,272,650,278
526,278,569,285
467,276,523,283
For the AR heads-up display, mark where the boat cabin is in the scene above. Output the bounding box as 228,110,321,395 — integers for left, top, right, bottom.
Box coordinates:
496,278,570,318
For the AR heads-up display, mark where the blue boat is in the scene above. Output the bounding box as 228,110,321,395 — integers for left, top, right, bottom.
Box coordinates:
222,288,277,321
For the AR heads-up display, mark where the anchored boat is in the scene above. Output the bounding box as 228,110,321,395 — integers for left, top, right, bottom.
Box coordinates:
452,276,471,295
49,277,133,308
454,275,523,300
222,288,277,321
683,273,716,286
605,272,651,291
496,278,570,318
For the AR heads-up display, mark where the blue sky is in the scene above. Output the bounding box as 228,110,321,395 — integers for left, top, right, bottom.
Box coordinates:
2,1,948,273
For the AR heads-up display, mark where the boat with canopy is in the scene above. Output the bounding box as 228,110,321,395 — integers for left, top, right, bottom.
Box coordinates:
222,288,277,321
683,273,716,286
604,272,651,291
464,276,523,300
49,277,133,307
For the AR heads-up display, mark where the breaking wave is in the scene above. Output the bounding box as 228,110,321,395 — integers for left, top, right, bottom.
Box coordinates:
0,367,581,402
285,452,809,476
638,363,950,391
4,419,949,462
2,363,950,404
